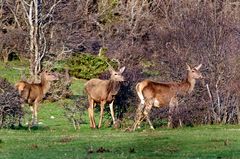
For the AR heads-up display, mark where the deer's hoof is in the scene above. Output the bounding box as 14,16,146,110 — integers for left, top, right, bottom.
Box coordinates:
113,120,121,129
167,124,173,128
90,126,96,129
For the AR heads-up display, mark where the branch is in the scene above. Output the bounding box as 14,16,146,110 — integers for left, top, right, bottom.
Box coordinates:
42,0,62,20
5,3,22,28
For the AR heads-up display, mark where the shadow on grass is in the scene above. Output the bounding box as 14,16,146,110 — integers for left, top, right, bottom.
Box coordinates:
9,124,51,131
68,95,80,100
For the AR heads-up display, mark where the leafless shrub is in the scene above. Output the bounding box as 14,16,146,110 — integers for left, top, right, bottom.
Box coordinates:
0,78,23,128
60,97,87,130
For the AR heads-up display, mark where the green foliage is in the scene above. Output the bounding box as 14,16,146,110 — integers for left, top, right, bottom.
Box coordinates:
142,69,160,77
54,53,116,79
152,119,168,128
140,60,156,68
98,0,120,25
140,60,160,76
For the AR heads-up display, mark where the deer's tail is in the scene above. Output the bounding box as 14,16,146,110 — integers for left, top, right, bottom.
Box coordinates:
15,81,31,102
136,82,146,105
15,81,26,94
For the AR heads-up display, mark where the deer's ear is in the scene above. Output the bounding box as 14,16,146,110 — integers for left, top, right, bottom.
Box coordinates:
186,63,191,71
195,64,202,70
119,66,126,73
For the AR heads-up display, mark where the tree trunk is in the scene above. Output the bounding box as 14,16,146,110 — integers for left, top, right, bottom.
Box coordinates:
236,100,240,124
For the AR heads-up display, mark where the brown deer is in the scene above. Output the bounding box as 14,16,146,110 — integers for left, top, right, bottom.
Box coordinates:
15,71,58,125
84,66,126,128
132,64,203,131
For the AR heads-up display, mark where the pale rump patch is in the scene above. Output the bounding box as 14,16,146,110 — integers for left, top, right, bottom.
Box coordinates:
137,91,145,104
153,98,160,107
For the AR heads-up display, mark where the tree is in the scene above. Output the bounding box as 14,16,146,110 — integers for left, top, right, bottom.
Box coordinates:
20,0,61,78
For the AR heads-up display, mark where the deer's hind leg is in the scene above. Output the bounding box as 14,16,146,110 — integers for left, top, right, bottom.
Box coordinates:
88,96,96,128
133,99,154,131
144,100,154,130
132,103,145,131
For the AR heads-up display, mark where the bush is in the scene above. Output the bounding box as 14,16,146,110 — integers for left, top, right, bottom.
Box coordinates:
47,71,73,101
54,53,116,79
0,78,23,128
60,97,87,130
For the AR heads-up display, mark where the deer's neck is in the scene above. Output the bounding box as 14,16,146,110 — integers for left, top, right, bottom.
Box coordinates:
177,72,196,94
40,76,51,95
186,74,196,93
107,79,121,96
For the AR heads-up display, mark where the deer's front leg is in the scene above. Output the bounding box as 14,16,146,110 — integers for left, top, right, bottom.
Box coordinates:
88,97,96,128
109,101,116,125
168,97,178,128
175,104,182,127
32,103,38,126
98,101,106,128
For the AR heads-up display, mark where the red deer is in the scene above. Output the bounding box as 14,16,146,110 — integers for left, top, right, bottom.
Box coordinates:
132,64,203,131
15,71,58,125
84,66,126,128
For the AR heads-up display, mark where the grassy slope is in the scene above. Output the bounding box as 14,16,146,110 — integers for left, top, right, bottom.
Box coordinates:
0,61,240,159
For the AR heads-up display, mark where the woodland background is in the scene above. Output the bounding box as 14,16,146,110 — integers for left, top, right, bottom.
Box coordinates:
1,0,240,127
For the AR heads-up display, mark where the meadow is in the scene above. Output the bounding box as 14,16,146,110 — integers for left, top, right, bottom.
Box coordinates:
0,62,240,159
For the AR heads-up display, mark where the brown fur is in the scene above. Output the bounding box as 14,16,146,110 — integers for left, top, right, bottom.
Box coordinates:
85,66,125,128
15,71,58,125
132,64,203,130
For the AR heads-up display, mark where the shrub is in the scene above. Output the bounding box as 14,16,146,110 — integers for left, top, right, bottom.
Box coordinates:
54,53,116,79
47,71,73,101
0,78,23,128
60,97,87,130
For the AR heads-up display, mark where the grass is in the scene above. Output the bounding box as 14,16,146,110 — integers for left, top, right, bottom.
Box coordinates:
1,61,240,158
1,115,240,159
0,61,29,84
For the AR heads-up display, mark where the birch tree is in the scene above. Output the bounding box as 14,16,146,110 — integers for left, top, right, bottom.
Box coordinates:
20,0,61,79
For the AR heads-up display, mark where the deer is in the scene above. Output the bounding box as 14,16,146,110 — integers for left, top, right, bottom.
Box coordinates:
132,64,203,131
15,71,58,125
84,65,126,129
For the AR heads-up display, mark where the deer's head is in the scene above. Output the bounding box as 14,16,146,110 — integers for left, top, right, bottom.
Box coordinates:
41,71,59,81
186,64,203,79
109,66,126,82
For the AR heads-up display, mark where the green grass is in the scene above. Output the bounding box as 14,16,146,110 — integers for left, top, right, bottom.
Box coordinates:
1,61,240,159
0,61,29,84
1,112,240,159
